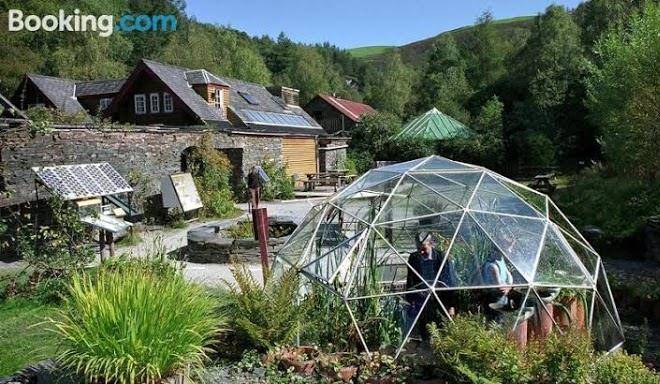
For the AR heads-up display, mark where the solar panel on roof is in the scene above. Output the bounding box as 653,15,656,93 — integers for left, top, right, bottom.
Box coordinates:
32,163,133,200
242,109,313,128
238,91,260,105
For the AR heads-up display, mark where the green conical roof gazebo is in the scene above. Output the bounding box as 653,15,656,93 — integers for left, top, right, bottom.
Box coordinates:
393,107,473,141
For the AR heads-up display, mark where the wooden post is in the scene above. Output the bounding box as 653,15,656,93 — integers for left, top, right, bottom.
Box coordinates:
106,231,115,258
99,230,106,262
253,208,269,282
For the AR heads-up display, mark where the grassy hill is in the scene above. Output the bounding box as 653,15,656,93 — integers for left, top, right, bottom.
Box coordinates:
347,46,394,58
349,16,535,65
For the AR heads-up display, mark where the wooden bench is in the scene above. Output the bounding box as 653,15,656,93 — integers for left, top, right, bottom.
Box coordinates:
530,172,556,194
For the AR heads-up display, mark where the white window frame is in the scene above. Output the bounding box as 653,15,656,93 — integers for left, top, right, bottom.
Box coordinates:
134,94,146,115
149,93,160,113
214,88,223,109
99,98,112,111
163,92,173,113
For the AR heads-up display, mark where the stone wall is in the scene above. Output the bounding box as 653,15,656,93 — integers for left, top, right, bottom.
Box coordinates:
0,125,283,207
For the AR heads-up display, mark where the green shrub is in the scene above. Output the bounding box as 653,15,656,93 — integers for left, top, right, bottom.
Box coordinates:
18,197,94,276
528,330,594,384
556,167,660,239
595,352,659,384
49,262,222,383
227,220,254,239
187,134,238,218
428,315,529,384
261,159,295,201
220,265,306,351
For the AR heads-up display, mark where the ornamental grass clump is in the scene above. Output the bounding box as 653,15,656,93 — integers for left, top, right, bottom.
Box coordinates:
49,263,223,384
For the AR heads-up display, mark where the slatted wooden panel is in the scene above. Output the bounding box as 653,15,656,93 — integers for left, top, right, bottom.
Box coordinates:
282,138,317,179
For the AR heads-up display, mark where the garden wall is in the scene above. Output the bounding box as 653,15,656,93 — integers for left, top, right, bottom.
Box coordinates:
0,125,283,207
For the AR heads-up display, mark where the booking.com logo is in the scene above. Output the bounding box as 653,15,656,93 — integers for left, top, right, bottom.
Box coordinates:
7,9,177,37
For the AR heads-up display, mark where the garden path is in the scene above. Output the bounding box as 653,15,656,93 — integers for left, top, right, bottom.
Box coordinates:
0,197,324,287
118,198,324,285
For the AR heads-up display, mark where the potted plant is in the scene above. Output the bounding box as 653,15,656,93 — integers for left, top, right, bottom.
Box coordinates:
553,289,587,330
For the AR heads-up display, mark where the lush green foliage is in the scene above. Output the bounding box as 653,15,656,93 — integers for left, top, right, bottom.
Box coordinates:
260,159,295,201
49,261,222,383
0,298,60,376
429,315,658,384
363,52,413,117
528,331,594,384
219,265,307,351
226,220,255,239
595,351,659,384
16,197,94,277
556,167,660,239
347,112,404,173
186,134,238,218
429,316,528,384
587,2,659,181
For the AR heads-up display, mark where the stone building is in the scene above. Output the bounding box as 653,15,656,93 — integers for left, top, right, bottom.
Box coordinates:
2,59,331,208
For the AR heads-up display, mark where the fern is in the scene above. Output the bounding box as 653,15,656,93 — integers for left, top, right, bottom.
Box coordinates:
221,264,306,351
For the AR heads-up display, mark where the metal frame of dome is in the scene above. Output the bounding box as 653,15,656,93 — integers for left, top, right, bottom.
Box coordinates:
275,156,623,357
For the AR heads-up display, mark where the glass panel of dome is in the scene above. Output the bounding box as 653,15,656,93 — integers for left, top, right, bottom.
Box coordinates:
533,224,593,288
469,174,542,218
494,175,548,217
414,156,475,171
443,215,528,288
470,211,546,281
374,175,463,224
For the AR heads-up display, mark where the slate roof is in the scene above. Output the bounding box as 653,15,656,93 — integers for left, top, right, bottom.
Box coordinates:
26,74,86,115
316,94,376,122
184,69,229,86
214,76,323,136
140,59,225,122
75,79,125,97
392,107,473,141
20,59,324,136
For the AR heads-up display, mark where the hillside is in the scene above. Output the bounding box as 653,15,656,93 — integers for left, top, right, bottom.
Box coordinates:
348,16,535,65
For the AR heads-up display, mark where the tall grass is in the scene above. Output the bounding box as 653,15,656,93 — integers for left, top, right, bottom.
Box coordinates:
48,263,223,383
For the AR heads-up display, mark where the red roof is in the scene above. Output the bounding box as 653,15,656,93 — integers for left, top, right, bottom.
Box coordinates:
318,94,376,122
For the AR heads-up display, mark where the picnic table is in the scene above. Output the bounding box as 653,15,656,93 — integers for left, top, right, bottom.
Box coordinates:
303,171,357,192
530,172,556,194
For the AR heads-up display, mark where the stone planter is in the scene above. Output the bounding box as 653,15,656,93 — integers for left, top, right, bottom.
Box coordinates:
529,288,559,339
554,296,586,330
182,216,296,264
508,306,535,350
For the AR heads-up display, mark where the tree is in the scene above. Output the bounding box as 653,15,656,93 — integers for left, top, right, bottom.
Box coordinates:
363,52,413,117
463,10,507,90
279,46,343,104
510,5,590,163
472,96,505,168
348,112,402,172
161,24,271,84
415,36,472,123
575,0,650,49
587,3,659,180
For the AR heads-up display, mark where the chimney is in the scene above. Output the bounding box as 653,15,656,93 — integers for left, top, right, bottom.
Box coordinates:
268,86,300,106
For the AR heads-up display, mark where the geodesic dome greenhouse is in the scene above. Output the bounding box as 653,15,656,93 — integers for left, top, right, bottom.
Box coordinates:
275,156,623,357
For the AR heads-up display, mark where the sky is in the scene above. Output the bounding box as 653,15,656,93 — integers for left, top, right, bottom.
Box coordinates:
185,0,585,49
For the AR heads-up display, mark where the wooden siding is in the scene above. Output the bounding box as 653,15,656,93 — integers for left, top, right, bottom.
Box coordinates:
282,138,317,179
303,96,356,134
193,84,230,118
